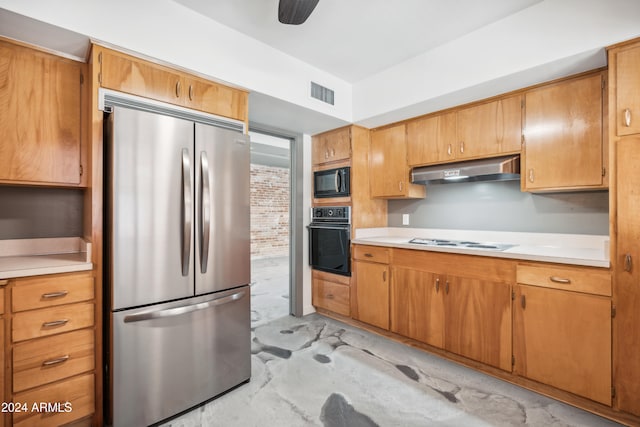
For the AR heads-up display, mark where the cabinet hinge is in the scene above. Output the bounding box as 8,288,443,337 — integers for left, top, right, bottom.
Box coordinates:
612,305,616,318
79,165,83,177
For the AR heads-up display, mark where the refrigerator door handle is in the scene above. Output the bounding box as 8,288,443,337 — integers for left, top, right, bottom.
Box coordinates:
200,151,211,274
123,290,246,323
181,148,192,277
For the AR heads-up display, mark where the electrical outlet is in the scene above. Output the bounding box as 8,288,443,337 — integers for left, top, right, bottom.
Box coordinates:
402,214,410,226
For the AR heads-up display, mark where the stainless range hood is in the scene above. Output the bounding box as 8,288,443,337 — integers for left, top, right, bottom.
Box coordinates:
411,155,521,184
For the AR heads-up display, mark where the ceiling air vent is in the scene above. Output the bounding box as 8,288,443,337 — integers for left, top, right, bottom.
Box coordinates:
310,82,334,105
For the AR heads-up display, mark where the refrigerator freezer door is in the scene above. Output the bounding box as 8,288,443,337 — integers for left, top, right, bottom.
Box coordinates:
111,286,251,427
109,107,195,310
195,124,250,294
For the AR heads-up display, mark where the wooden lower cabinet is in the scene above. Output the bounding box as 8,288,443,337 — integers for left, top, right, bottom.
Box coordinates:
12,373,94,427
391,267,444,348
514,285,611,405
352,245,391,330
352,260,389,329
312,270,350,317
390,252,512,371
444,276,512,371
5,272,96,427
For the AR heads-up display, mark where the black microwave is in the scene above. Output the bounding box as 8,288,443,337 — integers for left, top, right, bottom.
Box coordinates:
314,167,350,198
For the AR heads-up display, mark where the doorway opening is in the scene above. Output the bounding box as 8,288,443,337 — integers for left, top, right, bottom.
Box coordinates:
249,130,292,327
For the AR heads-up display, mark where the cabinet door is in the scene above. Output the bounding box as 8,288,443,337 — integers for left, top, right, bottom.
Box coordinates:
614,137,640,415
407,112,457,166
101,49,183,105
184,76,248,122
313,127,351,165
370,124,408,197
514,285,611,405
444,276,512,371
523,73,604,190
456,95,522,160
616,44,640,136
0,41,82,185
354,260,389,330
391,267,444,348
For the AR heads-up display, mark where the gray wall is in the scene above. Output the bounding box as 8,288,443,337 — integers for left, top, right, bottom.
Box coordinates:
388,181,609,235
0,186,84,239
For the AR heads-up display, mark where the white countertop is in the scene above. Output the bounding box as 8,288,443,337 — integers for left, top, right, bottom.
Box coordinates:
352,228,610,268
0,237,93,279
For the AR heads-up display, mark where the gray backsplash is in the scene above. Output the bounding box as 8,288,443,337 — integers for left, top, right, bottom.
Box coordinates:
388,181,609,235
0,186,84,240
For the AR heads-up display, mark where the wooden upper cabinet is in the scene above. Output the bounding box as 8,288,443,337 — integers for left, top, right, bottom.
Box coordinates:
183,75,248,123
98,47,248,123
312,127,351,165
614,43,640,136
406,95,520,167
100,48,183,106
456,95,522,160
407,112,457,166
522,72,605,191
370,124,425,199
0,40,83,186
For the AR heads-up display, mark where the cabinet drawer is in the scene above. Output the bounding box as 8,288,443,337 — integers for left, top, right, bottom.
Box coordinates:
12,273,94,312
12,373,94,427
13,329,95,393
517,264,611,296
12,302,94,342
313,280,350,316
353,245,390,263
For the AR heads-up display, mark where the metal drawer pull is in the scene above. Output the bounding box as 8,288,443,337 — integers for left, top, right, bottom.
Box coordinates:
175,80,181,98
624,254,633,272
42,319,69,328
549,276,571,284
42,290,69,299
383,271,387,282
326,294,334,299
521,295,526,309
435,278,440,292
42,355,70,366
364,253,374,258
445,281,450,295
624,108,632,127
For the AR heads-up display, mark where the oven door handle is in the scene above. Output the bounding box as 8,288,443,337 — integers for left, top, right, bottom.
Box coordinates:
307,224,351,231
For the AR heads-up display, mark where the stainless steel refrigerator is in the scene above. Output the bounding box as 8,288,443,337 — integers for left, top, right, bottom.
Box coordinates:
105,105,251,427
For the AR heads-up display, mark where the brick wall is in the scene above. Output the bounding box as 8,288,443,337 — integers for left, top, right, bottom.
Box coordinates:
250,164,290,259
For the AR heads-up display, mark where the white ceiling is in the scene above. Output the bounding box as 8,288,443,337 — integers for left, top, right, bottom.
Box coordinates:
174,0,542,83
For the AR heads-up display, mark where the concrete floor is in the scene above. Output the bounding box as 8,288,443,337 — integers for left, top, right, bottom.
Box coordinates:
159,257,623,427
250,256,291,328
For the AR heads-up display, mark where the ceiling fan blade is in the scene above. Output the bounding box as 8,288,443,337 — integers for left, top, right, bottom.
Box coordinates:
278,0,319,25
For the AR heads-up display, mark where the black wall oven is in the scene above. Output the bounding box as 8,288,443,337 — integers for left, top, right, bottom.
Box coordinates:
314,167,350,198
308,206,351,276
